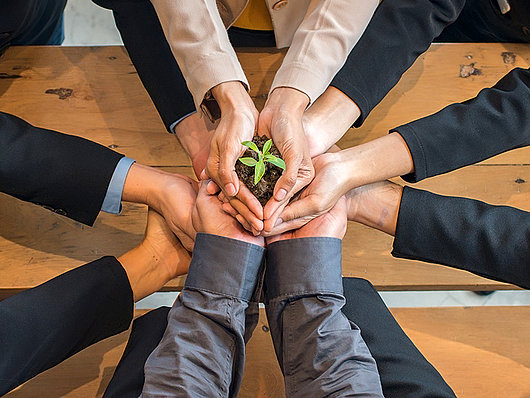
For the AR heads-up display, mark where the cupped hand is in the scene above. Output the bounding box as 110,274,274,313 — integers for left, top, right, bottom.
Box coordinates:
266,195,348,244
263,151,350,236
148,173,198,252
192,180,265,247
203,82,264,220
259,87,315,227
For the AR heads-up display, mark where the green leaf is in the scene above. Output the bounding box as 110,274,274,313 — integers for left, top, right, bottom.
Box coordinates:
262,139,272,155
254,161,265,184
242,140,259,153
238,157,257,167
266,156,286,170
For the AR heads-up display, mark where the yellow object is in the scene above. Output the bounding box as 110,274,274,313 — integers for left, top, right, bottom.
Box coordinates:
232,0,274,31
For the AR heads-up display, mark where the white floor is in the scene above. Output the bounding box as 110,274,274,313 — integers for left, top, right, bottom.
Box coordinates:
63,0,530,310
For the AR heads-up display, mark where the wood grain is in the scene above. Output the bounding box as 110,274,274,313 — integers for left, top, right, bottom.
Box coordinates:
6,307,529,397
0,44,529,295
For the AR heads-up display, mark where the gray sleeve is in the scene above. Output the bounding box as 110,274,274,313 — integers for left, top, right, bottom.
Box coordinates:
141,233,265,398
264,238,384,398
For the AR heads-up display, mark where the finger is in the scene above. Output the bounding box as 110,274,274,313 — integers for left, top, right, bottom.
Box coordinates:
273,152,301,202
235,214,254,234
207,180,221,195
218,145,241,197
266,195,321,233
222,202,239,217
262,215,316,237
230,197,264,232
263,199,289,232
200,169,209,180
218,191,229,203
236,184,264,220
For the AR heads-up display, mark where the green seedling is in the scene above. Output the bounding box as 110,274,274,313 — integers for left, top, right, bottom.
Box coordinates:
239,139,286,185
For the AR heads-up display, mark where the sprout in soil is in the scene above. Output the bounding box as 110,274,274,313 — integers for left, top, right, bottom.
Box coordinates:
238,139,285,185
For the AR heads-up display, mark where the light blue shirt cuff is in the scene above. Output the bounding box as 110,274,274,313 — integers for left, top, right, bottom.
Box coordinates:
101,157,135,214
169,111,197,134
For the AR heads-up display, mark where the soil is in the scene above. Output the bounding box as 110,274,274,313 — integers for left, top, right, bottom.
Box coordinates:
235,135,283,206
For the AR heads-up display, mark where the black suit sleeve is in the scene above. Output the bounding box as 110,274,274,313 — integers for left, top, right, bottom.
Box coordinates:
331,0,465,126
0,257,134,395
92,0,196,132
393,68,530,182
392,187,530,289
0,112,124,225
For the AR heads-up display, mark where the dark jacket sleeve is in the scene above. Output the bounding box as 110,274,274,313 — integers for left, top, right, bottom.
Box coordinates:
392,187,530,289
331,0,465,126
393,68,530,182
91,0,196,132
0,257,134,395
0,112,124,225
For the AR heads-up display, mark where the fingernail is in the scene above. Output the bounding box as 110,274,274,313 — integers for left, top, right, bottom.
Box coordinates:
226,183,236,196
275,189,287,201
274,218,283,227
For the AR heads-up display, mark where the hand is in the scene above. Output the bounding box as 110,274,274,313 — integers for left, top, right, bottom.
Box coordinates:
122,164,198,251
192,180,264,247
266,196,348,244
302,86,361,158
204,82,263,219
172,112,214,178
259,87,315,227
119,208,191,301
264,132,415,235
263,151,349,236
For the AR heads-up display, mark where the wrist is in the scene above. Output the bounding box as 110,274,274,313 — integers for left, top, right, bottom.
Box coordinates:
211,81,254,114
122,164,171,211
118,243,172,302
347,182,402,236
172,112,206,155
267,87,309,114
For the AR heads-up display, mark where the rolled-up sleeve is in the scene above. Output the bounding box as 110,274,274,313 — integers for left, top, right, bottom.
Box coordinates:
141,233,265,397
264,237,383,397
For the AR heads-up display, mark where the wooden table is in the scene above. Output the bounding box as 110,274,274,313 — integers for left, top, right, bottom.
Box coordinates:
0,43,529,295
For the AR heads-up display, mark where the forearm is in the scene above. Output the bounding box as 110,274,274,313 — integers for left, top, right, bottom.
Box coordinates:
149,0,248,117
265,238,383,397
142,234,264,397
331,0,465,126
393,187,530,289
394,68,530,182
0,257,134,395
338,132,414,192
271,0,378,105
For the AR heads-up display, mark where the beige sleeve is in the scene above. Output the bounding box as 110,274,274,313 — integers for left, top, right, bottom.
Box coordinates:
150,0,249,117
270,0,378,104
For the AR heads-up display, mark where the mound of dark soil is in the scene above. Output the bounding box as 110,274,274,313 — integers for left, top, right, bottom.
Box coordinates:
235,135,283,206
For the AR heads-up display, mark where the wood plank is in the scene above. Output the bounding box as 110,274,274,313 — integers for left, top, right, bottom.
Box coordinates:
0,164,527,295
0,45,528,294
392,306,530,397
1,44,528,167
7,307,530,397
